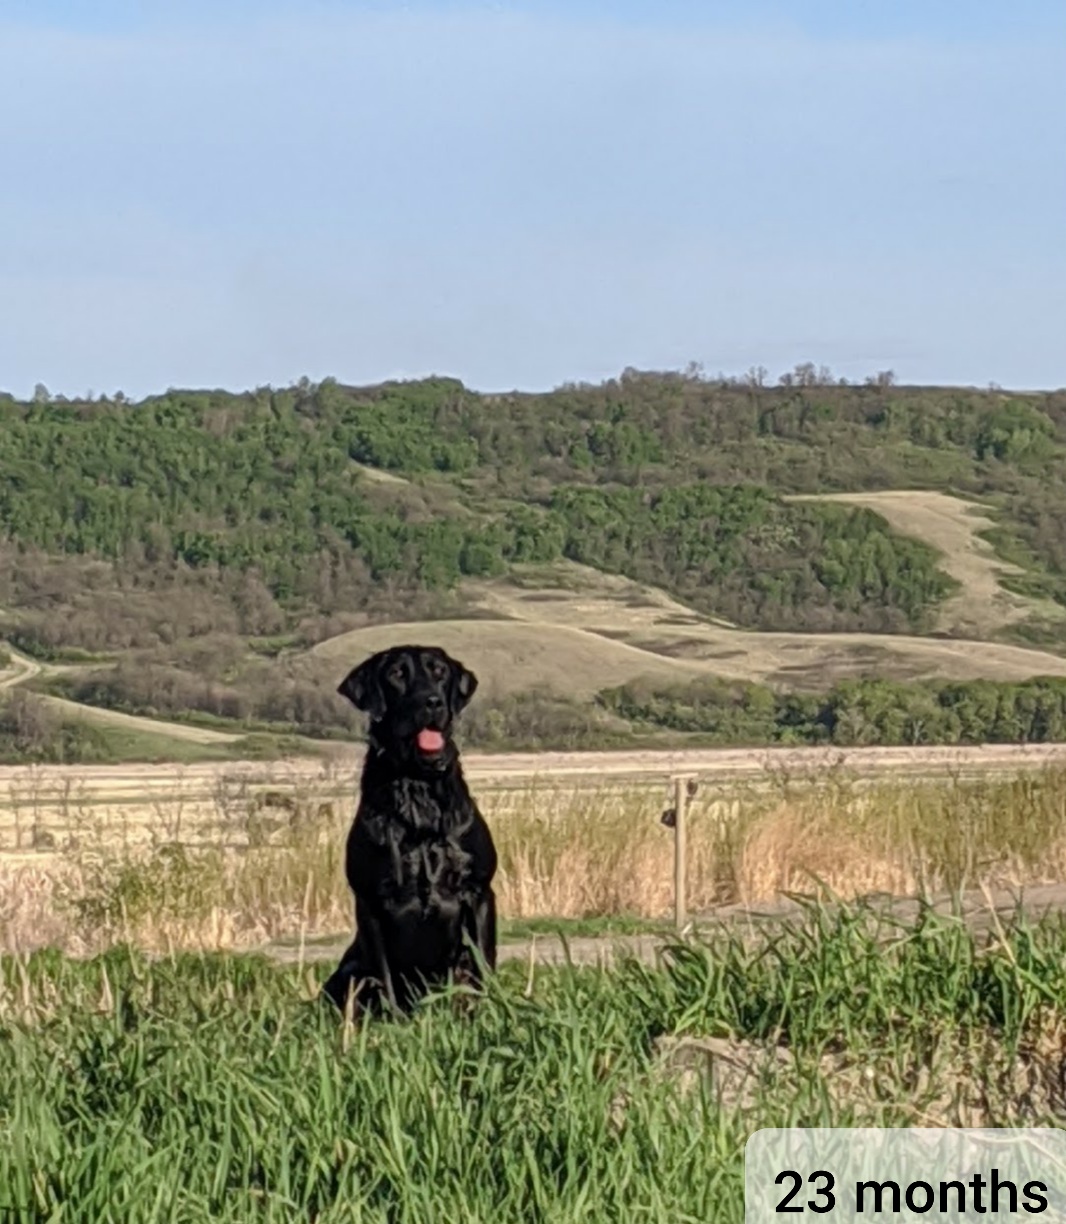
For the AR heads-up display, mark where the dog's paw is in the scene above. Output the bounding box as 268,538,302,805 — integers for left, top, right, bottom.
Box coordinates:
447,967,483,1017
321,968,367,1016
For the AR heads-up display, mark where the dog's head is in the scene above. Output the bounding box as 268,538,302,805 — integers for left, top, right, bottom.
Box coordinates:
337,644,478,772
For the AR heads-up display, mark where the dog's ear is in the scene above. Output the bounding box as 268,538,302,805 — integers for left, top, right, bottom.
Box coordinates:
448,658,478,715
338,654,387,720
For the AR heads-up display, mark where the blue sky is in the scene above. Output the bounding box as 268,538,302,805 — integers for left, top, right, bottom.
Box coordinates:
1,1,1063,399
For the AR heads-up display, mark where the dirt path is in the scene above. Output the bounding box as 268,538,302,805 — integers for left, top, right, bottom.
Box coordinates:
42,693,242,744
0,650,41,692
263,881,1066,969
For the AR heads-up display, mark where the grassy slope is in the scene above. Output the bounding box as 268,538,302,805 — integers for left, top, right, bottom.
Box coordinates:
308,554,1066,700
12,523,1066,749
305,487,1066,701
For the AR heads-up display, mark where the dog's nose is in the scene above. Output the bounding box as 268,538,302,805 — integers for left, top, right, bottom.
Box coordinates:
424,694,444,712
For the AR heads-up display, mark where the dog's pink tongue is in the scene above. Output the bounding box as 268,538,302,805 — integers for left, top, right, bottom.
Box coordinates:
417,729,445,753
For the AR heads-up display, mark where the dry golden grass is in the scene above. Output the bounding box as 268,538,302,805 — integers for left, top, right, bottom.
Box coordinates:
46,692,243,743
731,801,916,902
350,461,412,486
305,558,1066,703
5,766,1066,958
309,617,700,701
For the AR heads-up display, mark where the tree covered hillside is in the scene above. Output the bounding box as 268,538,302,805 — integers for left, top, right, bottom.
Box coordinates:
1,366,1065,658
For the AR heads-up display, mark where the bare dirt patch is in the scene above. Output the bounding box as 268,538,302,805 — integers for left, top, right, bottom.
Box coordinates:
351,462,411,486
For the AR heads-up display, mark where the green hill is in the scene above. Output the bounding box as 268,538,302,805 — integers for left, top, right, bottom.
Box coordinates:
4,366,1066,757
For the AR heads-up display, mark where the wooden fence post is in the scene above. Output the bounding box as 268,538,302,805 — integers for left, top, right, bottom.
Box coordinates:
673,774,690,932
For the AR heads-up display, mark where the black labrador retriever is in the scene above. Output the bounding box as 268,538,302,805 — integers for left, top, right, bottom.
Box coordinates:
322,644,498,1016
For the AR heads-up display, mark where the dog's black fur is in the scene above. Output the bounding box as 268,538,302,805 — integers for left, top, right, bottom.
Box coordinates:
322,644,497,1016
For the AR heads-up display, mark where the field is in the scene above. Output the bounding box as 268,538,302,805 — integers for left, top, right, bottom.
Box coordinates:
6,748,1066,955
309,554,1066,701
7,681,1066,1221
5,897,1066,1221
9,626,1066,1220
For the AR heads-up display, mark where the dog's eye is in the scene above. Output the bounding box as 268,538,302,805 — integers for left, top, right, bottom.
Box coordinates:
387,664,405,686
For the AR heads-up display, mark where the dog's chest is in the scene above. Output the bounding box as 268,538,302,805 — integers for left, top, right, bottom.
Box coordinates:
376,780,473,907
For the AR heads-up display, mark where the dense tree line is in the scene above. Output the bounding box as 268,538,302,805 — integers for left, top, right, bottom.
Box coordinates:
36,665,1066,754
599,675,1066,747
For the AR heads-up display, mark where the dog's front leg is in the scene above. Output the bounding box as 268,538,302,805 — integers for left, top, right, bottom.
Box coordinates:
355,900,401,1014
474,890,497,973
322,935,363,1012
459,891,497,986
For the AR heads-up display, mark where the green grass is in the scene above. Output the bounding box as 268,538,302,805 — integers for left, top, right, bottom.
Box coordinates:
498,914,674,943
266,916,672,952
4,902,1066,1222
63,723,240,764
